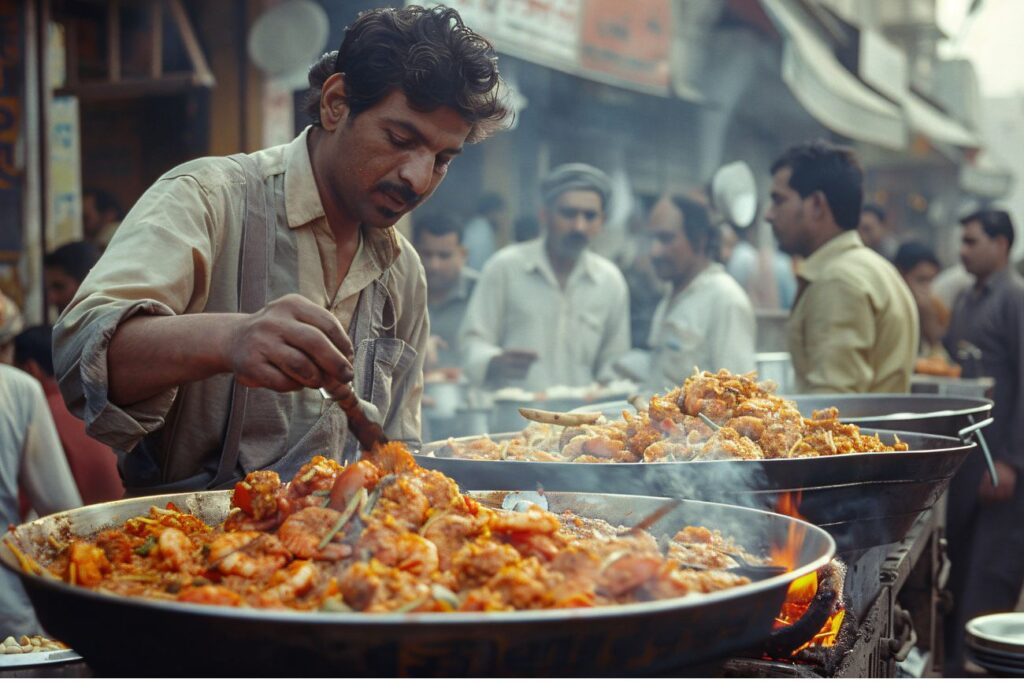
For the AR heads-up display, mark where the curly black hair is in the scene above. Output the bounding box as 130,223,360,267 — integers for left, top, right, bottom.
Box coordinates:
303,5,510,143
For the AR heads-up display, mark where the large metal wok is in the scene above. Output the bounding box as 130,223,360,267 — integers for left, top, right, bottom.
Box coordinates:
417,428,978,556
1,491,834,676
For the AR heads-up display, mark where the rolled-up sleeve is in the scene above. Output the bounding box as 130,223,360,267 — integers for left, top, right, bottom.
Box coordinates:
53,169,227,452
459,259,506,387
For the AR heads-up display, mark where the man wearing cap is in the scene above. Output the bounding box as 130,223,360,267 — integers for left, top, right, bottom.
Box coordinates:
460,163,630,390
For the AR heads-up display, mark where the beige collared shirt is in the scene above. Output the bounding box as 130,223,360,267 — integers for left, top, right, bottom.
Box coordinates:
787,230,918,393
459,238,631,390
53,127,428,482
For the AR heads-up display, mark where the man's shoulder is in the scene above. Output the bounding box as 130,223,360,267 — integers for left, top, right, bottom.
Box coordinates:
585,250,628,287
0,365,45,409
817,244,899,286
704,267,752,306
156,155,247,194
480,241,535,272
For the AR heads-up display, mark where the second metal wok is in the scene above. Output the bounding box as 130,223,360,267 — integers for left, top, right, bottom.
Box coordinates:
417,429,976,555
1,490,833,676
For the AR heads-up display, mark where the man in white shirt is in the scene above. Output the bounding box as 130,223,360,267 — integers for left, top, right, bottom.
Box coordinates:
0,365,82,637
460,163,631,390
640,195,756,391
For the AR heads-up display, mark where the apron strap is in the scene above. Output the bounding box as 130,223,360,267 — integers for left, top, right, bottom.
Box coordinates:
210,154,272,488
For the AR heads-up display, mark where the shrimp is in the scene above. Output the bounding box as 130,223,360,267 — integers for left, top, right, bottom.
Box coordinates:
488,507,561,536
277,506,353,561
157,527,196,572
257,560,320,605
208,531,291,579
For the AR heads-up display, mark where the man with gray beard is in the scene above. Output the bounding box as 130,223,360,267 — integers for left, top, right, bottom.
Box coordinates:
460,164,630,390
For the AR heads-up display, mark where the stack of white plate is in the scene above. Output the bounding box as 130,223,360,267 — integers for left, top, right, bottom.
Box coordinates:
966,613,1024,675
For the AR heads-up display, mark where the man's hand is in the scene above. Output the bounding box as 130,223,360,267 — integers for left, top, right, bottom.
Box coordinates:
485,348,538,384
228,294,354,395
979,461,1018,504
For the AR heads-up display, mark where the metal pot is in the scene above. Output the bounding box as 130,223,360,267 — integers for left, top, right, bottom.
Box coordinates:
1,491,834,676
417,429,976,556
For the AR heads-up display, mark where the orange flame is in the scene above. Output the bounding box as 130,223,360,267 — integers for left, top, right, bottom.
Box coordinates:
770,491,806,571
768,491,844,654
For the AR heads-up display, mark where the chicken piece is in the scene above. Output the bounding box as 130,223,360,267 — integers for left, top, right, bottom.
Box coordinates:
421,511,484,571
450,539,522,589
643,439,695,463
338,559,431,612
231,470,282,522
725,415,766,441
696,427,764,461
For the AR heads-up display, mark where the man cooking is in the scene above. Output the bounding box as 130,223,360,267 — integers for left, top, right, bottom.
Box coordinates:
53,6,509,494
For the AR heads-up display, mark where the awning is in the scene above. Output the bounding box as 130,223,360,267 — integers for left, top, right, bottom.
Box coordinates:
760,0,907,150
903,91,980,149
960,152,1014,199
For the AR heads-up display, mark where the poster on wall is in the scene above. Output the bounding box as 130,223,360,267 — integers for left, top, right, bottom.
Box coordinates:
49,95,82,247
579,0,671,91
0,0,23,262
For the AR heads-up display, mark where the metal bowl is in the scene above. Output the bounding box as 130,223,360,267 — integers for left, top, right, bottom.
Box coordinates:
1,491,833,676
417,429,976,555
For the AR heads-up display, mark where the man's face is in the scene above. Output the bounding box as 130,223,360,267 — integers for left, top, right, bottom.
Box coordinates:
960,220,1008,278
903,261,939,292
416,231,465,292
44,266,80,313
82,194,102,238
320,86,472,228
766,167,813,257
647,197,700,285
542,190,604,262
858,211,886,250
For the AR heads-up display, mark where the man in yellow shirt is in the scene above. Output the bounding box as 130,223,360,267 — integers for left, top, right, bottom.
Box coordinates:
766,141,918,393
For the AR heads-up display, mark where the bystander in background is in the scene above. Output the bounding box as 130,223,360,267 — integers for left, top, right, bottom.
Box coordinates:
44,241,101,314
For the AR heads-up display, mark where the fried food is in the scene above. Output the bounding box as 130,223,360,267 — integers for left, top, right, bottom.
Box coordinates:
39,447,764,613
437,369,909,463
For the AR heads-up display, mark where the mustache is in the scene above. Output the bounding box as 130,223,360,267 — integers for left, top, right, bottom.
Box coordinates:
560,232,589,248
375,181,421,207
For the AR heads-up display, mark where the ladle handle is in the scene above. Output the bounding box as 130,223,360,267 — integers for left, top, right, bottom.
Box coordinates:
320,386,388,452
959,416,997,486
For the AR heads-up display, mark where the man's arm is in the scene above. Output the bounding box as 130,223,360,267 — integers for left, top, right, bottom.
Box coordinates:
108,296,354,406
796,280,876,393
54,168,354,452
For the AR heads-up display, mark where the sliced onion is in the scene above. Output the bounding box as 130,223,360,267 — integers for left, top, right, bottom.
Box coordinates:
318,488,367,551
